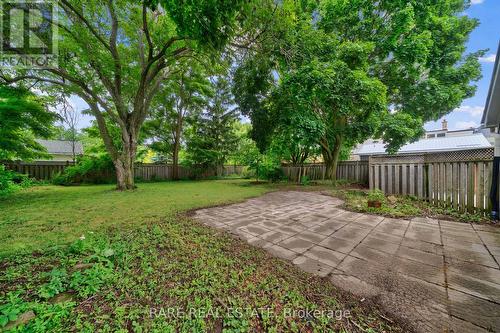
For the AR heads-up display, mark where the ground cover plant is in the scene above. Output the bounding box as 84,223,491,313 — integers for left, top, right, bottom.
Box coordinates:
329,182,490,224
0,180,404,332
0,166,35,198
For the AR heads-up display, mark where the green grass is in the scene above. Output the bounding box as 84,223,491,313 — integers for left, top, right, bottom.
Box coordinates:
0,180,402,332
0,180,270,256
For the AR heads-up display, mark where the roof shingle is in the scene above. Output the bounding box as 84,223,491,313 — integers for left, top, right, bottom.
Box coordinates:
356,134,492,156
36,139,84,155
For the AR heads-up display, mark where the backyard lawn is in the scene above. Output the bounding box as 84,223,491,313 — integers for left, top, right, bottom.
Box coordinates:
0,180,270,256
0,180,402,332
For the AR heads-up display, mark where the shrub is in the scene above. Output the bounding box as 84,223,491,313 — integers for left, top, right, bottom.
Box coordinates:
259,164,284,182
300,175,310,186
0,165,33,197
367,189,386,203
241,168,255,179
249,158,284,182
52,155,115,185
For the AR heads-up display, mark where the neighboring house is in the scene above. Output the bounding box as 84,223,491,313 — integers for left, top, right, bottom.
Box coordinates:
35,139,84,162
352,114,496,161
351,119,486,161
424,119,476,139
481,40,500,219
353,133,492,161
482,41,500,131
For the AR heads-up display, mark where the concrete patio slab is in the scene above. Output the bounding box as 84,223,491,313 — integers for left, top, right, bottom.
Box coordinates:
303,245,346,267
193,191,500,333
292,255,333,277
319,236,358,253
278,236,315,253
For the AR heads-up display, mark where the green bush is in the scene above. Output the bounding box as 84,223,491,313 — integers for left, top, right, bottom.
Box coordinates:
300,175,310,186
0,165,33,197
254,163,284,182
241,168,255,179
367,189,386,203
52,155,115,185
248,158,284,182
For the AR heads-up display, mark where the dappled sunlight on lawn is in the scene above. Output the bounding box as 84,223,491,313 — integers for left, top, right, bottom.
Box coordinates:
0,180,270,256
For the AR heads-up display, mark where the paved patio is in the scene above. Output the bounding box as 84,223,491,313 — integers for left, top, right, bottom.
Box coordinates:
193,191,500,333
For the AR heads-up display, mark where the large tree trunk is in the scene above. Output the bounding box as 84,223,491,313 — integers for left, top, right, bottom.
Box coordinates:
216,161,224,177
322,136,343,181
115,157,135,190
114,130,137,190
172,142,180,180
325,155,339,181
172,122,182,180
172,94,185,180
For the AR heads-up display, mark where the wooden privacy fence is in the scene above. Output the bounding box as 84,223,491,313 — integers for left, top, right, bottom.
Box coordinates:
2,161,246,181
369,148,494,213
283,161,369,184
2,161,74,180
134,164,246,181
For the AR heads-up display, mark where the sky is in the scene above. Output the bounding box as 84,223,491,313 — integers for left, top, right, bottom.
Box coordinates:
72,1,500,131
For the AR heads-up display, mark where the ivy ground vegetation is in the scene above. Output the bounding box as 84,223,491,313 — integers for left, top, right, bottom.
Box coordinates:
0,181,404,332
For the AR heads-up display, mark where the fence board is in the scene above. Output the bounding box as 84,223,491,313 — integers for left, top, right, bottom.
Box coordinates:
485,161,492,211
409,164,415,196
374,165,380,189
467,162,475,213
417,164,424,198
394,165,400,194
459,162,466,212
478,162,485,211
452,163,459,211
449,164,453,209
428,164,434,204
401,164,407,194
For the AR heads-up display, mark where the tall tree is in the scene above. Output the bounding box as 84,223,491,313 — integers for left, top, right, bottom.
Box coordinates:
232,57,275,153
233,0,483,179
144,62,212,178
1,0,245,190
228,122,261,166
318,0,484,146
273,56,387,179
185,78,239,175
0,86,57,161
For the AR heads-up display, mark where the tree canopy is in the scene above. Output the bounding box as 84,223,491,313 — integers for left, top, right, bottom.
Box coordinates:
0,0,484,185
185,77,239,174
1,0,246,189
232,0,483,178
0,86,57,161
144,61,213,177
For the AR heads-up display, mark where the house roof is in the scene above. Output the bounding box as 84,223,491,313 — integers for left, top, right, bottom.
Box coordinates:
356,134,492,156
482,40,500,128
426,128,475,134
36,139,84,155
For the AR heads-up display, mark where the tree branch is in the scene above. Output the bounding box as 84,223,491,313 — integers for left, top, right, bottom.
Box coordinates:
82,96,120,160
59,0,112,53
142,2,154,61
1,73,69,88
108,0,122,97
